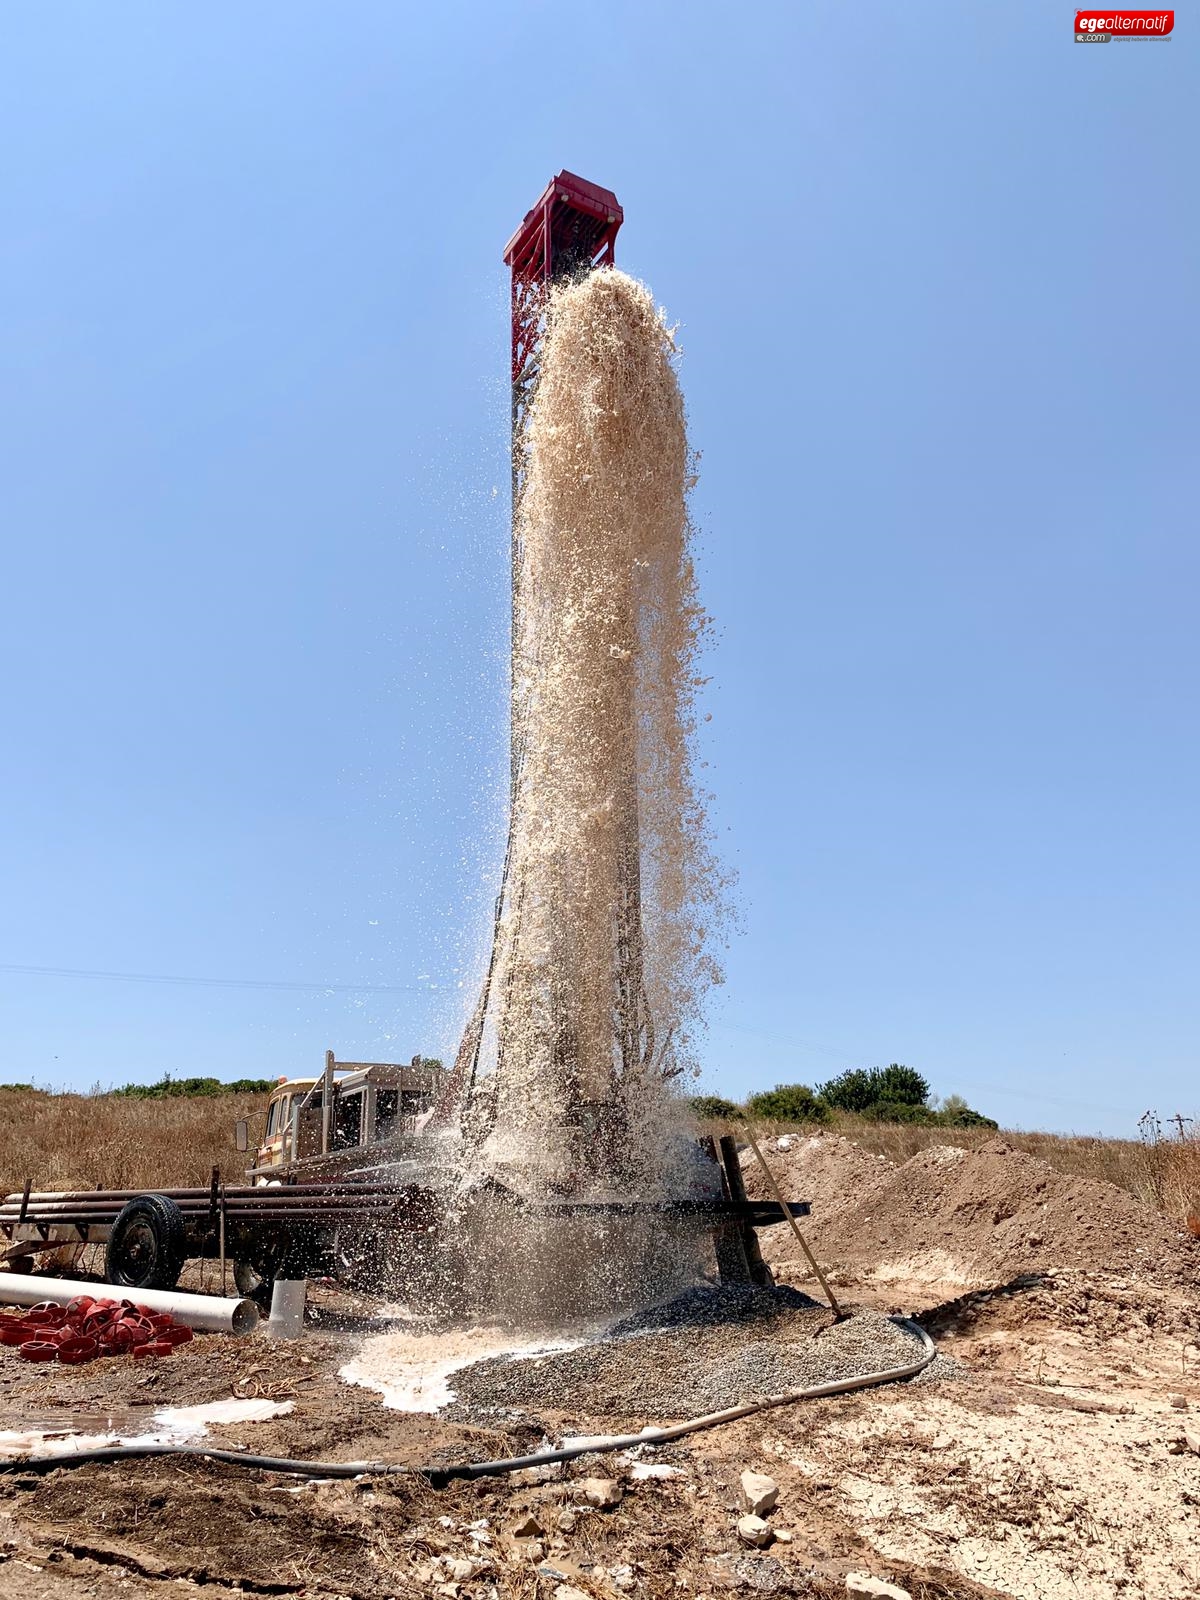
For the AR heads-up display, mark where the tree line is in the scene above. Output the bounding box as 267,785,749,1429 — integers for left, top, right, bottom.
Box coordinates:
688,1064,997,1129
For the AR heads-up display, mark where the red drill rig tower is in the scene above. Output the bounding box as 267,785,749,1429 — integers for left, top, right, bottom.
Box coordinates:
503,170,623,490
437,173,625,1133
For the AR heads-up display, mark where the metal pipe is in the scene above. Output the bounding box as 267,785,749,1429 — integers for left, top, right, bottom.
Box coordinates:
743,1127,844,1320
3,1184,415,1203
719,1133,772,1287
0,1272,259,1334
0,1197,398,1216
320,1049,334,1156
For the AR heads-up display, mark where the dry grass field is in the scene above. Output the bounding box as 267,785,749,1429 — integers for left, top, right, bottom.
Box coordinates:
0,1086,268,1196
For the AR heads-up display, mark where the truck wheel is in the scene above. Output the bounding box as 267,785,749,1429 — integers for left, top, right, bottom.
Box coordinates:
234,1258,274,1314
105,1195,187,1291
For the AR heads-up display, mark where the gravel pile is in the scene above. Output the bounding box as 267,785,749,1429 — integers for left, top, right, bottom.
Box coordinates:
444,1285,929,1422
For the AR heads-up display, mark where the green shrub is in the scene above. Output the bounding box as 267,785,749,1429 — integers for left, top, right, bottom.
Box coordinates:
818,1064,930,1112
862,1099,937,1125
687,1094,743,1122
937,1094,998,1129
745,1083,830,1124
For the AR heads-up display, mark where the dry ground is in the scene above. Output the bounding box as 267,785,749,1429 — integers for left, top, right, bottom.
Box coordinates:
0,1120,1198,1600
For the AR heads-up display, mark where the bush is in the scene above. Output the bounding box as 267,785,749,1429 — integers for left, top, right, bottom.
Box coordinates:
745,1083,830,1124
814,1069,875,1113
862,1099,937,1125
937,1094,998,1129
818,1064,930,1113
687,1094,743,1122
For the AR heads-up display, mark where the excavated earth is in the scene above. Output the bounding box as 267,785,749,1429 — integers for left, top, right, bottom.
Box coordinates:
0,1135,1198,1600
741,1134,1200,1299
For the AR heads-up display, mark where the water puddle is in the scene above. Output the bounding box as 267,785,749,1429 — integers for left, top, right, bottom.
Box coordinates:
0,1396,293,1460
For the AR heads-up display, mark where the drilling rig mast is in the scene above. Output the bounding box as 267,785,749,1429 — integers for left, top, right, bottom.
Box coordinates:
440,173,646,1152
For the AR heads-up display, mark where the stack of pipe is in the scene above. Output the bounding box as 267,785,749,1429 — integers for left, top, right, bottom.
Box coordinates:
0,1274,257,1334
0,1183,419,1227
1,1187,806,1226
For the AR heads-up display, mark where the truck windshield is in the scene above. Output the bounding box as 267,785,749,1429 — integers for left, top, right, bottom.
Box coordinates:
334,1090,363,1149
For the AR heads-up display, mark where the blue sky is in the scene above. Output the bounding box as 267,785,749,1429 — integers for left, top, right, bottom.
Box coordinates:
1,4,1194,1134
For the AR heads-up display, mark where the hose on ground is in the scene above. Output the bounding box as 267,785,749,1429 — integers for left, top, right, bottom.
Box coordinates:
0,1317,936,1485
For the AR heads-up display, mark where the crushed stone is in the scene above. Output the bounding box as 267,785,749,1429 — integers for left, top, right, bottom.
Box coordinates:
444,1286,935,1422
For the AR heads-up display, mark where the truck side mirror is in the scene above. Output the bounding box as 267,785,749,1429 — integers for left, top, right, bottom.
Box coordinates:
234,1119,249,1154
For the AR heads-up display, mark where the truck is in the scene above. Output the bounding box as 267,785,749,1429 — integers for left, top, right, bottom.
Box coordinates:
246,1051,447,1181
0,1051,454,1308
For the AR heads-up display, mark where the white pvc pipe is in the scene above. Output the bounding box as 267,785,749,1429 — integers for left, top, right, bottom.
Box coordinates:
0,1273,259,1334
266,1279,306,1339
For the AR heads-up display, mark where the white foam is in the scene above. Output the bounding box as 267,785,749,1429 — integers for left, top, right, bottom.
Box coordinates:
630,1461,682,1480
339,1326,579,1413
0,1397,293,1460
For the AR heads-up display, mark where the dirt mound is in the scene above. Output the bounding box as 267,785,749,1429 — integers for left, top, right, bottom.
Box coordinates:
757,1137,1200,1294
739,1131,893,1223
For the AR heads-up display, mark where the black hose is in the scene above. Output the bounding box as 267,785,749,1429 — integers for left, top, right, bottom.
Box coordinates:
0,1318,936,1485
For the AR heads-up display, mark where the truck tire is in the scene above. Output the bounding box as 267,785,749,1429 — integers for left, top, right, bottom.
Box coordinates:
105,1194,187,1291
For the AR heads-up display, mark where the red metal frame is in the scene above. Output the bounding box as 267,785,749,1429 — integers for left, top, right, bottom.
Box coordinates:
503,171,623,455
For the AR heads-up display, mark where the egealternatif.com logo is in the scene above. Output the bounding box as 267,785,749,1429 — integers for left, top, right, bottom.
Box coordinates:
1075,10,1174,39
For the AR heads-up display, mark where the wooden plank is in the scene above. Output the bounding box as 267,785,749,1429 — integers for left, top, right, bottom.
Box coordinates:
718,1134,773,1289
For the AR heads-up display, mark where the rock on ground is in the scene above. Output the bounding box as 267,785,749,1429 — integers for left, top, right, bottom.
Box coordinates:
845,1575,912,1599
740,1468,779,1515
736,1514,773,1547
578,1476,623,1508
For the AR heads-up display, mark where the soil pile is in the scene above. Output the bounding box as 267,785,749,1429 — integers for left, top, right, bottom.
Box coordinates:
740,1132,893,1223
921,1268,1200,1349
756,1137,1200,1293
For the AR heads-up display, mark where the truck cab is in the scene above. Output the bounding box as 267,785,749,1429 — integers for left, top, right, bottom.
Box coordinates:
248,1052,446,1182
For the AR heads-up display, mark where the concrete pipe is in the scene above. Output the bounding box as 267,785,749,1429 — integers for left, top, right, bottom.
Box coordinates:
0,1273,259,1334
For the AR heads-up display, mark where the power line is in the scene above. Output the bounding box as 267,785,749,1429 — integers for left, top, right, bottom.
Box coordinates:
714,1020,855,1063
0,963,439,996
713,1019,1142,1121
